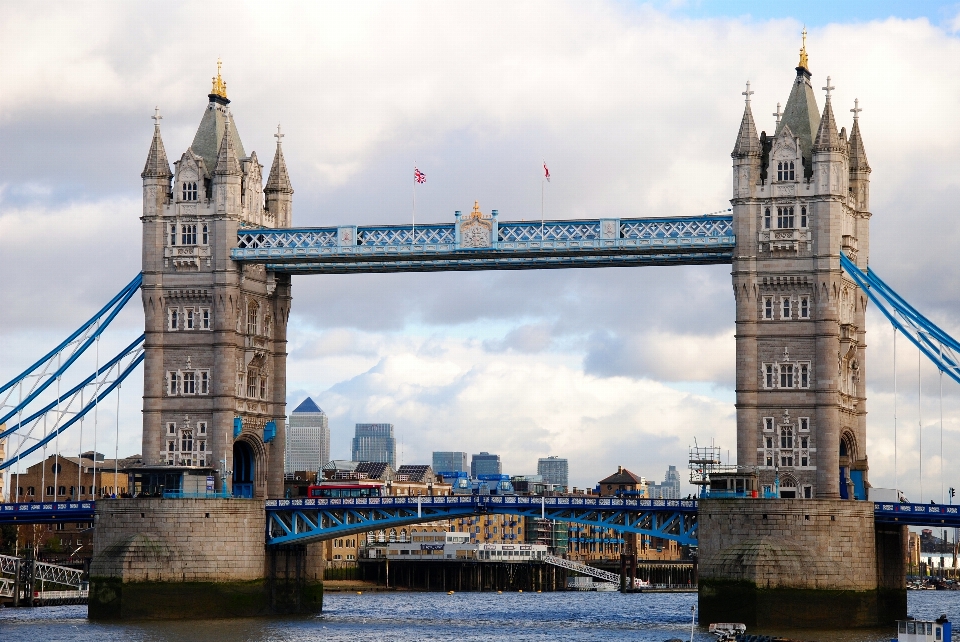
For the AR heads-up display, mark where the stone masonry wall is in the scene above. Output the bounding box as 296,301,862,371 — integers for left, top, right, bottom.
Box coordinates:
91,498,265,582
698,498,876,590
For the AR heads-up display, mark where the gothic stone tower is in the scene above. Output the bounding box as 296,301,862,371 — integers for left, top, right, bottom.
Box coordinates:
730,41,871,500
140,65,293,498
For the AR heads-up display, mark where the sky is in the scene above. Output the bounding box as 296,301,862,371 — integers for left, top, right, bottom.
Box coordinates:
3,1,960,498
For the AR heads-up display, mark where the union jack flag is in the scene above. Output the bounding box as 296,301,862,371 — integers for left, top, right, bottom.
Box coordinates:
543,162,550,182
414,167,426,184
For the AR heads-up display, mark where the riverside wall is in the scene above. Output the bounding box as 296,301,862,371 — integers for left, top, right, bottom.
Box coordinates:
697,498,906,628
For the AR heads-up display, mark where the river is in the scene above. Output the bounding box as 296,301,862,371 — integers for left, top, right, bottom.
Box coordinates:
2,590,958,641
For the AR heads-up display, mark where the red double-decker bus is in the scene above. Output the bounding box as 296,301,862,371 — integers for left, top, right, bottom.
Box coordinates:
306,483,383,499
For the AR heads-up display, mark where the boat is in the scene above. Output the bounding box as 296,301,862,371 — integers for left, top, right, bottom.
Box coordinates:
708,623,746,641
895,615,951,642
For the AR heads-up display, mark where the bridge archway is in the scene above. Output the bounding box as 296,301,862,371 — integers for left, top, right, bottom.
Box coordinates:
839,431,862,500
232,438,262,498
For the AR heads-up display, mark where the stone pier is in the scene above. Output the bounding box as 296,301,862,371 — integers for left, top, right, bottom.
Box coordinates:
89,498,322,619
697,498,906,628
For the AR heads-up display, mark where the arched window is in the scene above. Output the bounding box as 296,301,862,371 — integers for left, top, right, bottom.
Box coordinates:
763,208,771,229
780,427,794,449
788,161,795,180
202,224,209,245
800,206,807,228
247,301,259,335
777,161,783,181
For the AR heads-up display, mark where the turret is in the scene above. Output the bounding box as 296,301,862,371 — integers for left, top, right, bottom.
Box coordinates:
142,107,172,217
732,82,761,200
213,111,243,216
265,125,294,228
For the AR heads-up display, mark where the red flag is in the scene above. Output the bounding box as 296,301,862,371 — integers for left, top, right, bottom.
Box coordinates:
543,162,550,182
414,167,426,184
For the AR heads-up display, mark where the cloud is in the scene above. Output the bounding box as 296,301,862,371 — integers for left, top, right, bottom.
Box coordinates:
3,3,960,495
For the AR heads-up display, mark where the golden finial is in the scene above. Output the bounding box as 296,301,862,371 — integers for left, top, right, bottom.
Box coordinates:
798,27,809,71
470,200,482,218
210,57,228,99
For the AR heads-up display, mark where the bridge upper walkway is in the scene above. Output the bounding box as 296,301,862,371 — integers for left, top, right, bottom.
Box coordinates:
230,214,735,273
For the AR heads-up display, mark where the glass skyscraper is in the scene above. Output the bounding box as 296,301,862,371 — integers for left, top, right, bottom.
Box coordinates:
471,452,501,477
351,423,396,467
537,456,569,489
284,397,330,474
432,451,468,474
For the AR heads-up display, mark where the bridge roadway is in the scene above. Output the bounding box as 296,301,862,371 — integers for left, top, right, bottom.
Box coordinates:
3,498,955,545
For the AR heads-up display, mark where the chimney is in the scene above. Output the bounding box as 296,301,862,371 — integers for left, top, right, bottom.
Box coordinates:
618,465,623,474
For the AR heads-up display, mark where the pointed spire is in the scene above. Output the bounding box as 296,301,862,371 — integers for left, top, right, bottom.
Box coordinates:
732,82,760,157
265,124,293,192
142,107,172,178
214,111,242,176
848,99,870,171
814,77,840,151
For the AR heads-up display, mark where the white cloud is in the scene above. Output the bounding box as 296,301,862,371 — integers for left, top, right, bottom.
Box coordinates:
2,3,960,494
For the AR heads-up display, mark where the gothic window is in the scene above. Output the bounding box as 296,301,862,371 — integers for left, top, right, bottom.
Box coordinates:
168,308,179,331
200,371,209,394
763,297,773,320
801,436,809,449
202,224,209,245
780,428,793,449
247,301,259,335
777,207,795,229
168,441,175,452
782,297,792,319
800,296,810,318
246,370,258,398
777,162,783,181
201,308,211,330
800,206,807,228
181,430,193,452
765,437,773,448
182,371,196,394
168,372,179,395
181,224,197,245
169,223,177,246
799,417,809,431
168,422,176,435
780,364,794,388
186,309,195,330
199,440,206,452
788,161,795,180
799,363,810,388
259,376,267,399
764,364,774,388
237,373,245,397
764,208,771,229
263,315,271,338
182,182,198,201
781,455,794,467
803,485,812,498
764,417,774,431
198,422,207,435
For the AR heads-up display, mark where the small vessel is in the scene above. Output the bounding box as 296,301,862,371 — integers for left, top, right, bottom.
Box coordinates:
708,623,746,641
895,615,950,642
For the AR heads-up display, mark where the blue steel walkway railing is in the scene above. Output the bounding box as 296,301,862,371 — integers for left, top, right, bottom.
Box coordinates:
231,214,735,273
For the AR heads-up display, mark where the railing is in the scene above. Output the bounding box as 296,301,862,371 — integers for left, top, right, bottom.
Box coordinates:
544,554,647,589
264,496,699,511
161,490,233,499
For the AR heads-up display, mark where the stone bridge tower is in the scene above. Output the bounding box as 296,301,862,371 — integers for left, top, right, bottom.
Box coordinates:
140,64,293,498
730,38,871,500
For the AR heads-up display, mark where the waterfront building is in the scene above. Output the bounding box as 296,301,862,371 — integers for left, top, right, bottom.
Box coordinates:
284,397,330,474
452,513,525,544
373,533,548,562
351,424,396,468
537,456,569,489
8,452,137,502
432,451,468,474
597,466,648,497
470,452,501,477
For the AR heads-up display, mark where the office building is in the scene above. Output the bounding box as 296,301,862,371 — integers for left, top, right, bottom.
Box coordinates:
352,423,396,468
284,397,330,474
537,456,569,489
650,465,682,499
432,451,468,474
471,452,501,477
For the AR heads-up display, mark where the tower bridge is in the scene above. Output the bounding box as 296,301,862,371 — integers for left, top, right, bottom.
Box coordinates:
2,43,957,626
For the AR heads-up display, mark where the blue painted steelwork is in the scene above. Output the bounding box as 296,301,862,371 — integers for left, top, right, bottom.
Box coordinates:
0,501,95,525
265,496,699,546
0,274,142,427
874,501,960,527
842,254,960,385
232,214,735,273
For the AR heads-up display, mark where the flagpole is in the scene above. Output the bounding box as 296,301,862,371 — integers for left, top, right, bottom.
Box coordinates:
412,163,416,245
541,178,544,242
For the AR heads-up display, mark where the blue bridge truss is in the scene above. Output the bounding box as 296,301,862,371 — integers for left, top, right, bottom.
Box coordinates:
231,213,735,273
